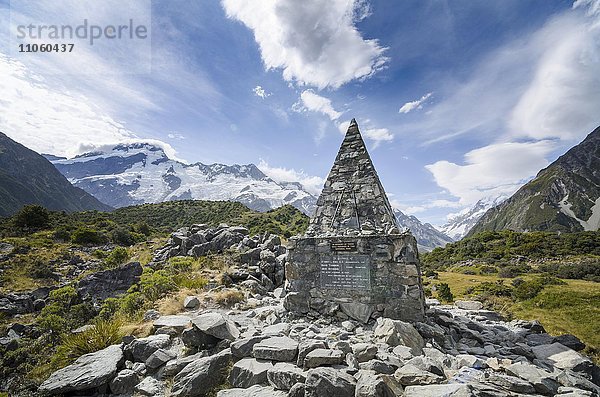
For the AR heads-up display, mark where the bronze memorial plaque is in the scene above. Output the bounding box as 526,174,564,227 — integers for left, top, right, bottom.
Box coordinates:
320,254,371,290
330,240,358,252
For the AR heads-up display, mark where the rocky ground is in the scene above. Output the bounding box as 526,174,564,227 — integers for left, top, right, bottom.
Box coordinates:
37,293,600,397
3,225,600,396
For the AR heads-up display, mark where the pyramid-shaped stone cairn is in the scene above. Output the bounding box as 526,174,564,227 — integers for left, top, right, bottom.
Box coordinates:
284,119,425,323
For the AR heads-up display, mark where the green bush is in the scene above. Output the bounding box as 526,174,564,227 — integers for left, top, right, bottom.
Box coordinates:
37,286,94,334
437,283,454,302
119,291,147,315
498,266,521,278
137,222,151,236
98,297,121,319
71,227,107,245
467,280,513,297
111,227,136,246
169,256,195,272
173,273,208,289
512,280,544,301
140,269,177,301
13,205,50,230
52,227,71,242
104,247,129,268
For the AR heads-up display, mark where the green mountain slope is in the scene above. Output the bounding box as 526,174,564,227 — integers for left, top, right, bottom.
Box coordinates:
469,126,600,235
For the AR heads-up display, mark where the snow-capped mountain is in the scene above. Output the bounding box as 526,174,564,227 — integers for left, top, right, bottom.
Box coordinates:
439,196,508,240
393,209,453,251
46,143,317,214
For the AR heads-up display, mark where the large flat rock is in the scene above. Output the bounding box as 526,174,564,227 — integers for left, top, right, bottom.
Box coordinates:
153,315,192,331
39,344,124,394
229,358,273,388
217,385,287,397
253,337,298,362
403,384,473,397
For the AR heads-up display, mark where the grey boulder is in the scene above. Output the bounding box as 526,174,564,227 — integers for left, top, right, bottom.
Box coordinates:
304,367,356,397
109,369,139,394
267,362,307,391
192,312,240,341
403,384,473,396
229,358,273,388
374,318,424,355
304,349,344,368
126,334,170,362
39,344,124,394
171,349,233,397
253,336,298,362
217,385,287,397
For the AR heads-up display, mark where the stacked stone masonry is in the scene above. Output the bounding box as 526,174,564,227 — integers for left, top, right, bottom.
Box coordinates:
284,119,426,323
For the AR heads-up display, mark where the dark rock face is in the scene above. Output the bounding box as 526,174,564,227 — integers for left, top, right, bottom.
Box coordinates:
284,119,425,324
77,262,143,304
0,132,112,217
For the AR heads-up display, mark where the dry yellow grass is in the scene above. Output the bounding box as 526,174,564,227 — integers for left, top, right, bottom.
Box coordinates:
210,289,245,307
435,271,600,355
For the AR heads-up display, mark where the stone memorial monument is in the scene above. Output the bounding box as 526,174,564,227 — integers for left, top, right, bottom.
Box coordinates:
283,119,425,323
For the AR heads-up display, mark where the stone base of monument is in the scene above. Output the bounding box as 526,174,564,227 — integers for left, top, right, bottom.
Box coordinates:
283,233,425,324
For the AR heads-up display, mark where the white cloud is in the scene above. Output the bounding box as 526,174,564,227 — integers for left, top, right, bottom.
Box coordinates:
337,119,394,147
222,0,389,89
258,159,324,196
168,132,186,140
362,128,393,145
408,3,600,145
425,141,555,205
0,55,187,163
390,198,461,216
253,85,271,99
294,90,342,120
0,55,135,157
337,120,351,134
508,7,600,140
399,92,432,114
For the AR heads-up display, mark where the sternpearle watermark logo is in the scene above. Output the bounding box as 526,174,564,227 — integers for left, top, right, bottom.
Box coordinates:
9,0,151,75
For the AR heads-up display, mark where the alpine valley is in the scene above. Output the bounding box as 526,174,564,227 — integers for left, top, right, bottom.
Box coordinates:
46,143,455,250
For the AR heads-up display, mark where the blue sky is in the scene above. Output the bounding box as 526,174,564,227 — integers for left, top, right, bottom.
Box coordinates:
0,0,599,227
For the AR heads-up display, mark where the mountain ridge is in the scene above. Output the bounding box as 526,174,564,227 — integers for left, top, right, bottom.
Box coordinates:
0,132,112,217
46,143,317,215
469,126,600,235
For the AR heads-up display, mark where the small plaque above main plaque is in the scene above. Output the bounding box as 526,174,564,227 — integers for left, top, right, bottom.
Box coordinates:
319,253,371,290
330,240,357,252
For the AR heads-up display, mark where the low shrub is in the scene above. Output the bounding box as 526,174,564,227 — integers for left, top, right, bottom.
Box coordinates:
140,269,177,302
512,280,544,301
173,273,208,289
52,227,71,242
71,227,107,245
111,227,136,246
466,280,512,297
104,246,129,268
437,283,454,302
